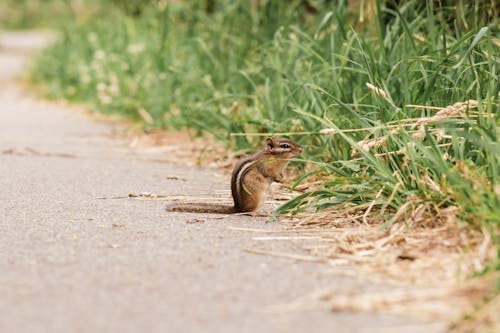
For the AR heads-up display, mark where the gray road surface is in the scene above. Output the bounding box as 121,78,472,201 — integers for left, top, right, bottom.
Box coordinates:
0,31,447,333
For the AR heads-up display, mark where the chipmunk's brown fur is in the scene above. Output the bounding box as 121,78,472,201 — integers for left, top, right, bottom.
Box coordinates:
166,136,302,214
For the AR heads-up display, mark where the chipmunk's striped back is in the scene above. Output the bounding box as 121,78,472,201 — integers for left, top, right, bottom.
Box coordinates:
231,137,302,212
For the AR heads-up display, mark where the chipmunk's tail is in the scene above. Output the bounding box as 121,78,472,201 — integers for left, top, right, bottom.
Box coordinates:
166,202,236,214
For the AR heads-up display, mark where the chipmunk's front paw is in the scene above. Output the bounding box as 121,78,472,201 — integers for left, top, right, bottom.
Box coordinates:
273,173,284,183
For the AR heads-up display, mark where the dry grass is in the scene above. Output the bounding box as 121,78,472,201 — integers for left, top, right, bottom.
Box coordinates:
352,98,480,157
241,209,497,325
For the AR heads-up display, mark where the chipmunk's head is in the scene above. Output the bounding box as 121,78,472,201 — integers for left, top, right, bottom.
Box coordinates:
265,136,303,158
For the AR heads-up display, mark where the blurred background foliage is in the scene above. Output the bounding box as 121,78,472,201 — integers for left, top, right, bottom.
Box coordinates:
0,0,106,28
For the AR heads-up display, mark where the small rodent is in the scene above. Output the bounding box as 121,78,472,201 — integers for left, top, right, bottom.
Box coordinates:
166,136,303,214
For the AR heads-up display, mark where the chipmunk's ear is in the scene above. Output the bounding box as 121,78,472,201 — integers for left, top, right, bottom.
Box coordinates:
265,137,275,151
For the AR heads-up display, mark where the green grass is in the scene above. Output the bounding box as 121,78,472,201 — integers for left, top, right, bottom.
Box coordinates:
27,0,499,260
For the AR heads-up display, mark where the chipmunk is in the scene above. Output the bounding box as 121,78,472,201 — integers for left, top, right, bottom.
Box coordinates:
166,136,303,214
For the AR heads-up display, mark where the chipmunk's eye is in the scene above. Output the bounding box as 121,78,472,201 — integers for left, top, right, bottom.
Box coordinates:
280,144,290,149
